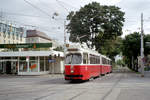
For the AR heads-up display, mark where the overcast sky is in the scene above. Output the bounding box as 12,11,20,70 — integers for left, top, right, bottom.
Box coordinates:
0,0,150,43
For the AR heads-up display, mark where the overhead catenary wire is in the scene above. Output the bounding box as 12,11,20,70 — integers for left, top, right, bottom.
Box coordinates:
23,0,65,25
55,0,70,13
38,0,56,11
3,12,49,19
23,0,52,18
55,0,78,11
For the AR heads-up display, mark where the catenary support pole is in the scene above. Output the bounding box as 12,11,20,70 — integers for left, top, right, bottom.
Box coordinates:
141,13,144,77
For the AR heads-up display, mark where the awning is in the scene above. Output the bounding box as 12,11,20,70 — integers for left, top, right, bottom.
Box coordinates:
0,51,64,57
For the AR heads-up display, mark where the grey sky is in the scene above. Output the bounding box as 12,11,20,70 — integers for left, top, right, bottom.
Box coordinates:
0,0,149,43
117,0,150,37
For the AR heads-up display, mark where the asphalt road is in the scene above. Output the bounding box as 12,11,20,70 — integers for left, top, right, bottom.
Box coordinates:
0,69,150,100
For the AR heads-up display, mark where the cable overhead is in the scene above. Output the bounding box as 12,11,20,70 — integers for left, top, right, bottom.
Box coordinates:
3,12,49,19
23,0,64,25
56,0,70,12
56,0,78,10
38,0,56,11
23,0,52,18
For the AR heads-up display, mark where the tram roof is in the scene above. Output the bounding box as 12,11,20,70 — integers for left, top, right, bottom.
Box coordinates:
67,43,111,60
0,51,64,57
67,45,101,56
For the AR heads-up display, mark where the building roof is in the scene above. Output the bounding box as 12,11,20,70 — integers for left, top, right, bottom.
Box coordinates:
0,51,64,57
26,30,52,41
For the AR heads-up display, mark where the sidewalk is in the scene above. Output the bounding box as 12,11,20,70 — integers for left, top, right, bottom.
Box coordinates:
142,71,150,77
0,73,64,78
112,67,131,73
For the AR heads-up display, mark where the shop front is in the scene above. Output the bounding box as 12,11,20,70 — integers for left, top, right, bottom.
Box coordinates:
0,51,64,75
0,58,18,74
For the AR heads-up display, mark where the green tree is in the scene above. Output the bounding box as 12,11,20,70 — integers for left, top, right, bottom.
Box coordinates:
121,32,150,71
67,2,125,48
144,34,150,55
95,36,123,60
122,32,141,71
116,59,125,67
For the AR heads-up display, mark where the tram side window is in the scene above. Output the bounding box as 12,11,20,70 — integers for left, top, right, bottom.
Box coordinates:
110,61,112,65
97,56,100,64
108,60,110,64
107,60,110,65
102,57,107,64
83,53,88,64
90,55,100,64
109,60,111,65
106,59,108,65
90,55,94,64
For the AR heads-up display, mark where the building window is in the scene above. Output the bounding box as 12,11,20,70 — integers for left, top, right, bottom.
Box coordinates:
19,57,27,72
45,57,49,71
40,56,44,71
3,34,6,38
20,36,22,41
13,34,15,40
8,26,10,35
0,24,1,33
16,34,18,40
8,34,10,38
29,57,38,72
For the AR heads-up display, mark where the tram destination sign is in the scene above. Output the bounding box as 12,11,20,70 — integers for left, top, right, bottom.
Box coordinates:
0,43,52,48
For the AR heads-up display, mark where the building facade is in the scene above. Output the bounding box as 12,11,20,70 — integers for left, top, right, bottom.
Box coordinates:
0,51,64,75
0,22,26,44
0,29,65,75
26,30,60,49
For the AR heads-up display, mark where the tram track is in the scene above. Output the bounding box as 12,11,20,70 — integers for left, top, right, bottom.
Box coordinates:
101,73,123,100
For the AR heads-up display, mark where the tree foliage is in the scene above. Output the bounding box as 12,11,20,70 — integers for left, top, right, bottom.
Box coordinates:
67,2,125,49
116,59,125,67
121,32,150,71
96,36,123,60
122,32,141,60
66,2,124,60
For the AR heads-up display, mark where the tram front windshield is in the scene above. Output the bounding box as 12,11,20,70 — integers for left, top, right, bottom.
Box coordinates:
65,53,82,64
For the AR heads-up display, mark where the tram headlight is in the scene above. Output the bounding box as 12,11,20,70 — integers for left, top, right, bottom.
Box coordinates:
70,65,74,73
71,70,74,73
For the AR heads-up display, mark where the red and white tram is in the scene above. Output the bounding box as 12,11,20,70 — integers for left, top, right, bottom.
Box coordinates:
64,44,112,81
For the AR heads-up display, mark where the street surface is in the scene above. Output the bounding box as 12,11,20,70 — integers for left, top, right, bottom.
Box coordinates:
0,68,150,100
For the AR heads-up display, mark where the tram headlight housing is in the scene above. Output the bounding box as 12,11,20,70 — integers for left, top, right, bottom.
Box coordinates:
71,70,74,73
70,65,74,73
